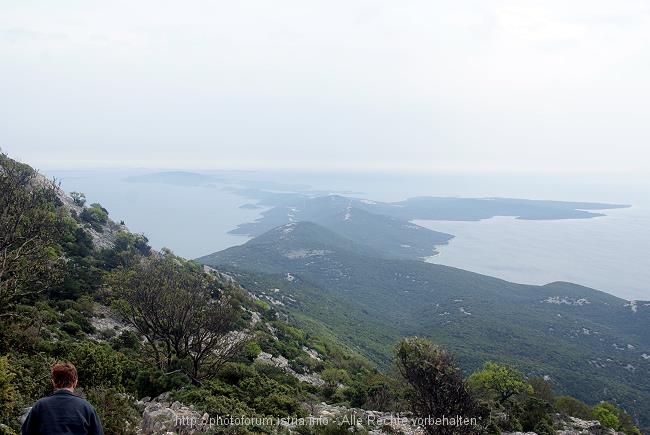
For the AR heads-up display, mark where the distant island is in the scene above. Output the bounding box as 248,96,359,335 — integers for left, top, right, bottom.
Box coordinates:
239,203,263,210
123,170,631,262
226,193,629,261
126,171,219,186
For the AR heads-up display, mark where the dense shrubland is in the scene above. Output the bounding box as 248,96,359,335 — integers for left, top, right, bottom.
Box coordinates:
0,152,643,434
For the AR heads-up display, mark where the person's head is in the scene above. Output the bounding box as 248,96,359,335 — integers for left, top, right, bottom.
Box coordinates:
51,362,78,390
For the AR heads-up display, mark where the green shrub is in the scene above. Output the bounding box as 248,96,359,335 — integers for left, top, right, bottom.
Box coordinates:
110,330,141,352
519,397,553,433
202,395,254,417
343,381,368,408
253,392,304,417
1,353,51,414
0,357,18,426
533,419,555,435
254,299,270,311
86,387,139,434
135,368,189,399
174,384,253,417
321,368,350,399
0,423,18,435
74,295,95,316
61,321,82,336
254,363,299,387
529,377,554,404
34,301,59,324
593,402,620,429
554,395,593,420
468,362,533,403
68,342,125,389
364,381,394,411
63,308,95,334
243,342,262,361
590,401,641,434
218,362,257,385
618,410,642,435
80,203,108,231
113,232,150,255
296,418,363,435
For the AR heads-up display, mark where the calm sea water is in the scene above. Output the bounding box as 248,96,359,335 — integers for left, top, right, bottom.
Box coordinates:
48,170,263,258
416,207,650,301
47,169,649,301
304,172,650,300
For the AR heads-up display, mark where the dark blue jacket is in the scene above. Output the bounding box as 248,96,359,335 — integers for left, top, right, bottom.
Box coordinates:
21,389,103,435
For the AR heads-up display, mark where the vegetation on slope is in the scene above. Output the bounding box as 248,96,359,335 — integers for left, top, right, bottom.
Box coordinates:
0,153,398,433
0,152,643,434
199,221,650,427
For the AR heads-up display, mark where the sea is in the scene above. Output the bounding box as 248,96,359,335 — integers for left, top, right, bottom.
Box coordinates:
45,168,650,301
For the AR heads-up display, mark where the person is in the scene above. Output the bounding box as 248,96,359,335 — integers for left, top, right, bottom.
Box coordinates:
21,362,103,435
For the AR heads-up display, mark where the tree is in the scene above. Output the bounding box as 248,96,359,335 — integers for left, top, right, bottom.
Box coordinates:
467,362,535,432
0,153,65,317
468,362,533,404
109,251,246,383
394,337,482,435
592,402,642,435
593,402,620,430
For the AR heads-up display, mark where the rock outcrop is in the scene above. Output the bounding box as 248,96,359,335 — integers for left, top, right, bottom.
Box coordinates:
136,393,210,435
502,414,627,435
133,393,630,435
553,414,625,435
39,172,126,250
256,351,325,386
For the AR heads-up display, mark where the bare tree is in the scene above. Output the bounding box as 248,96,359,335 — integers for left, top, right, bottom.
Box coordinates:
109,250,247,383
395,337,484,435
0,152,64,317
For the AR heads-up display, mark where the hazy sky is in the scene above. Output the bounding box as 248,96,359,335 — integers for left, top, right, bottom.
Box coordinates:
1,0,649,173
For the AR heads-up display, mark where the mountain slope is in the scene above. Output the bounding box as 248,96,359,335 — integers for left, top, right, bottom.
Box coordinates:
227,193,628,261
0,154,402,433
229,195,453,260
198,222,650,423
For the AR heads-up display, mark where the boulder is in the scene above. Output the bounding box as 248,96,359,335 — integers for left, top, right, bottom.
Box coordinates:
137,395,208,435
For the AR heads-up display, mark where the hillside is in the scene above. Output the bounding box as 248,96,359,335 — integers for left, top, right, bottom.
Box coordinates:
1,153,645,434
230,195,453,260
0,154,401,434
225,193,628,261
199,221,650,424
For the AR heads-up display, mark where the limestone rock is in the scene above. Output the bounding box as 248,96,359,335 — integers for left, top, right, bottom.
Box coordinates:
137,394,208,435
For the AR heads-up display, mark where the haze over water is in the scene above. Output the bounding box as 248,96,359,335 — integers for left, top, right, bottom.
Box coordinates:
288,171,650,301
48,168,649,301
418,208,650,301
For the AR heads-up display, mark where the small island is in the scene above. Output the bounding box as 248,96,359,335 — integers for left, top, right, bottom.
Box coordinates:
239,203,263,210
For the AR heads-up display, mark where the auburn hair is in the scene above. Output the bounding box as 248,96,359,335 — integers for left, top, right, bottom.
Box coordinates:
51,362,78,389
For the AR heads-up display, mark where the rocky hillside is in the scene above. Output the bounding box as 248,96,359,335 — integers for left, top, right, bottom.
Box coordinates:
0,153,644,435
199,221,650,426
